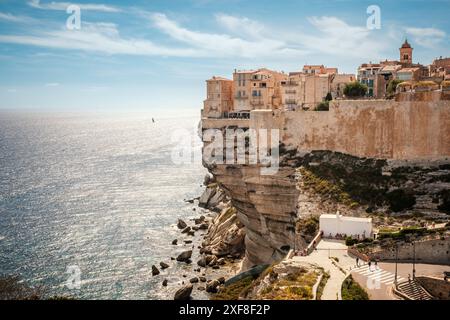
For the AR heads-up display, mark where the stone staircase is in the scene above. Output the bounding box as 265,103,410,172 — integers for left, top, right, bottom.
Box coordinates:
396,280,434,300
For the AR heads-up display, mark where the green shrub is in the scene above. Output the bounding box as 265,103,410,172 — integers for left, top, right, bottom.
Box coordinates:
212,276,254,300
344,82,368,98
341,275,369,300
316,271,330,300
345,236,358,246
386,189,416,212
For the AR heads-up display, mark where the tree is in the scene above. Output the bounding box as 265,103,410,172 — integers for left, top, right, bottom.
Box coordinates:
344,82,368,98
386,79,403,98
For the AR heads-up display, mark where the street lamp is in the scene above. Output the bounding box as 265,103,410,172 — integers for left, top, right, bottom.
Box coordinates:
412,240,416,279
394,242,399,287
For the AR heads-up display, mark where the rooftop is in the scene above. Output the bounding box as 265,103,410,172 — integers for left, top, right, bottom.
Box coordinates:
207,76,231,81
401,39,412,49
320,214,372,223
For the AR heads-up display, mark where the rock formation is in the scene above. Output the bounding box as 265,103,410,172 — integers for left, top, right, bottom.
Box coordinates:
174,284,193,300
201,146,450,270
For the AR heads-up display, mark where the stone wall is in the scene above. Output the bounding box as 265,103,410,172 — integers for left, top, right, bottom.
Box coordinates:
251,98,450,160
416,276,450,300
202,118,250,129
369,238,450,265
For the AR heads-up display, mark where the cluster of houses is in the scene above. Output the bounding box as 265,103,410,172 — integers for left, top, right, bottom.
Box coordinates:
357,39,450,98
203,40,450,119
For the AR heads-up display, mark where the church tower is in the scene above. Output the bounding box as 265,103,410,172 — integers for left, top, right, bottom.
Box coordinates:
400,39,413,65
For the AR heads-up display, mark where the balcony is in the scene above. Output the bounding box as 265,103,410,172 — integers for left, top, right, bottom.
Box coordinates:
250,99,264,106
285,90,296,94
281,81,299,86
284,99,297,104
234,95,248,99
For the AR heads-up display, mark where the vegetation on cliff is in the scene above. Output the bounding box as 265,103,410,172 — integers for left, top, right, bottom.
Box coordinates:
256,268,318,300
291,151,450,216
211,275,255,300
298,166,359,208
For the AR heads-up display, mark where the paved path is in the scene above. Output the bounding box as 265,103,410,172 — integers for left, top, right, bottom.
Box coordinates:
292,239,354,300
291,239,450,300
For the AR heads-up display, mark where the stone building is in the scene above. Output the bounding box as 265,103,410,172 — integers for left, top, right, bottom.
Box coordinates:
203,76,233,118
429,56,450,80
331,73,356,98
399,39,413,66
357,40,433,98
280,72,331,110
320,213,373,239
233,68,287,113
357,63,382,97
280,66,354,110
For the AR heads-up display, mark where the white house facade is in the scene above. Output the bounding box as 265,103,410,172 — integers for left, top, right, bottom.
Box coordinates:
320,213,373,239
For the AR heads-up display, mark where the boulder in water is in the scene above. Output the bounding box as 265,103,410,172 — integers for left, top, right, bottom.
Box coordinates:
174,284,193,300
177,219,187,229
176,250,192,262
151,265,160,276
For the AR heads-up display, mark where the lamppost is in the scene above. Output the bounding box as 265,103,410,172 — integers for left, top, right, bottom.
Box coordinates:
394,242,399,287
412,240,416,279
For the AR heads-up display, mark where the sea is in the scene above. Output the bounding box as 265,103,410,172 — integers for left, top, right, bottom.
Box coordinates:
0,111,228,300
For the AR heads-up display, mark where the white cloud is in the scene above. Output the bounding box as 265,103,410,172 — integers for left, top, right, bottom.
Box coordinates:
288,16,390,60
215,14,265,39
149,13,306,58
405,27,446,48
28,0,121,13
0,12,35,23
45,82,60,87
0,22,201,57
0,12,424,63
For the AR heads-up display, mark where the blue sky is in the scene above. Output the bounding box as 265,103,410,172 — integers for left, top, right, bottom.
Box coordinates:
0,0,449,113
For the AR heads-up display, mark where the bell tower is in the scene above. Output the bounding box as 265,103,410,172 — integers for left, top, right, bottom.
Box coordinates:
400,39,413,65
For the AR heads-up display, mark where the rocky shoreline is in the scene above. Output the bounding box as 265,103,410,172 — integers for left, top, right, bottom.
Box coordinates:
152,174,245,300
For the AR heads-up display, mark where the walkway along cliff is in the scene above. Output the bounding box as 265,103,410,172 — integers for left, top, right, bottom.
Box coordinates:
200,90,450,270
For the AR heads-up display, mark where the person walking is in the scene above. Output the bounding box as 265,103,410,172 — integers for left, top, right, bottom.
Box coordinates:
356,257,359,267
374,259,378,270
368,260,372,271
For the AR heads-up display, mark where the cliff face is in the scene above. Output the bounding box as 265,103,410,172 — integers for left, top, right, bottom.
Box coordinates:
201,98,450,269
205,163,299,269
202,148,450,269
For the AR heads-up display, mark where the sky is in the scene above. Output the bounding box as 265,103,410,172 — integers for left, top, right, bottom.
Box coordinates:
0,0,449,113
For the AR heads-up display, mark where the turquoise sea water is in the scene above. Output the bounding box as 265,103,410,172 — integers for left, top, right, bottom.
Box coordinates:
0,112,210,299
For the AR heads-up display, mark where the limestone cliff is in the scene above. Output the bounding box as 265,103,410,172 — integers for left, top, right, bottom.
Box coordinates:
204,162,299,270
200,97,450,270
202,148,450,270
